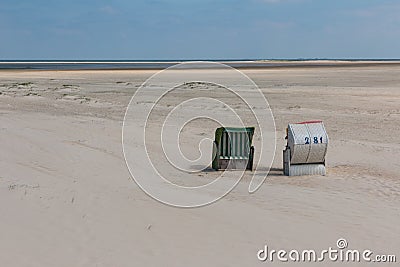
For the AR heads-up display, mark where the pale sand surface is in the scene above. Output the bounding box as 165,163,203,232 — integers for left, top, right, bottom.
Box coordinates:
0,65,399,266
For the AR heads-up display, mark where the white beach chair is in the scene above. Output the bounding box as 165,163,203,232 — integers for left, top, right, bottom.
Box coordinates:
283,121,328,176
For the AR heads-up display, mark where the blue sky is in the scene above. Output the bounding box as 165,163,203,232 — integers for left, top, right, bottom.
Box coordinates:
0,0,399,59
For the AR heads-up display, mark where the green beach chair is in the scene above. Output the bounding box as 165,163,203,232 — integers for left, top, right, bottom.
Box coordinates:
212,127,255,171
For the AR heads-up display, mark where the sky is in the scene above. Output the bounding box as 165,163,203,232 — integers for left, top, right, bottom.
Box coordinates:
0,0,399,60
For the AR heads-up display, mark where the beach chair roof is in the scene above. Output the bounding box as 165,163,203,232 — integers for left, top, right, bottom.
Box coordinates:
214,127,255,144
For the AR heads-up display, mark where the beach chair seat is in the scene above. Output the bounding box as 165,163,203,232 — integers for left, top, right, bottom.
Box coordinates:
283,121,328,176
212,127,255,171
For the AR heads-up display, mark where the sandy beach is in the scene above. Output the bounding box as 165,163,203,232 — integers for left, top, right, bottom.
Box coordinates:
1,63,399,266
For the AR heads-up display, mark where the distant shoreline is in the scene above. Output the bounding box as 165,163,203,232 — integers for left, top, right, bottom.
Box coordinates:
1,59,400,71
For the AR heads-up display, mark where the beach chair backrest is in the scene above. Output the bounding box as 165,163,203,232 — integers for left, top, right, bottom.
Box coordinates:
287,121,328,164
215,127,255,159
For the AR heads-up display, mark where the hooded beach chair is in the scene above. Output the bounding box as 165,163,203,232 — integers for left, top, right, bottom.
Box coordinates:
283,121,328,176
212,127,255,171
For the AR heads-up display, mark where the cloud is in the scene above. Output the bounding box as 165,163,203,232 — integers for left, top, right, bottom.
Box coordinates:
262,0,283,3
351,2,399,16
258,0,306,3
350,2,400,31
99,6,117,15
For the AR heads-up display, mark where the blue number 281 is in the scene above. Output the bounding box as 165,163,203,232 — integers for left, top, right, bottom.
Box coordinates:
305,137,323,144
